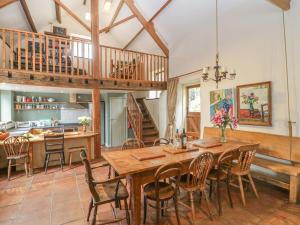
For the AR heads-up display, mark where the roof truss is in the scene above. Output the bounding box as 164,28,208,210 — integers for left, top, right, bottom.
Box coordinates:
268,0,291,10
0,0,16,8
124,0,169,57
100,15,135,33
55,0,62,23
123,0,172,50
106,0,124,33
20,0,37,32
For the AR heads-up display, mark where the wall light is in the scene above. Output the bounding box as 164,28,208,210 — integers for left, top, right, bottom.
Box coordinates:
85,12,91,21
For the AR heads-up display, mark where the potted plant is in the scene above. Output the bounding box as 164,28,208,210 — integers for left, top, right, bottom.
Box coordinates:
211,109,237,143
78,116,91,132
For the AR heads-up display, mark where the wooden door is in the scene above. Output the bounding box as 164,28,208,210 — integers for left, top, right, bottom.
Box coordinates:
186,85,201,138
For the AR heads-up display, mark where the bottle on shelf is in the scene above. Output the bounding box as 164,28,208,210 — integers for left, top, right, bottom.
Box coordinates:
181,128,187,149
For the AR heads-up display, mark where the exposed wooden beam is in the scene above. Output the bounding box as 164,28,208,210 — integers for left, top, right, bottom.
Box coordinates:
99,15,135,33
268,0,291,10
54,0,91,32
124,0,169,57
123,0,172,50
20,0,37,33
0,0,16,8
91,0,101,157
106,0,124,33
55,0,62,23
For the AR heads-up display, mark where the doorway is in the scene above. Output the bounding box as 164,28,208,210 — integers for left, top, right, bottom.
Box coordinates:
186,85,201,137
110,97,127,147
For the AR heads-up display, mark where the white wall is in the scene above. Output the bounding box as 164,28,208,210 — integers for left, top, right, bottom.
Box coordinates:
168,0,300,137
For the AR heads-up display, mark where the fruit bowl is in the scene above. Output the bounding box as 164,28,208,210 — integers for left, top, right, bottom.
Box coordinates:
0,132,9,140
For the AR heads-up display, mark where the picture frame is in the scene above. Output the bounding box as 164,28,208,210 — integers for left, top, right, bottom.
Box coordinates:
53,26,67,36
210,88,235,120
236,81,272,126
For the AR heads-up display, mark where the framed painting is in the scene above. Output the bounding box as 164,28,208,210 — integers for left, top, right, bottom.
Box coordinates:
210,88,235,120
237,81,272,126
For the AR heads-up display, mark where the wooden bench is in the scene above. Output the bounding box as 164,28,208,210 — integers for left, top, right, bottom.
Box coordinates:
203,127,300,203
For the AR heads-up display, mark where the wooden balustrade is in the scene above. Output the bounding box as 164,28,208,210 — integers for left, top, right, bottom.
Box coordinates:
0,28,168,84
127,93,143,140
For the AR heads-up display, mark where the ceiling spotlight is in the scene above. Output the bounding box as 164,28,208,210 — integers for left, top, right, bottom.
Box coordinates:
104,0,112,11
85,12,91,21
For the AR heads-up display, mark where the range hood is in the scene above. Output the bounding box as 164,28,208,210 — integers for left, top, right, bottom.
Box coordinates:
61,93,86,110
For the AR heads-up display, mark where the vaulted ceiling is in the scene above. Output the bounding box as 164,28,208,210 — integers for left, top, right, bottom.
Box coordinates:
0,0,293,56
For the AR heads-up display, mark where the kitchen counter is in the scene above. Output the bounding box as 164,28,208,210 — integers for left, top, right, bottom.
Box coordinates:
0,131,98,172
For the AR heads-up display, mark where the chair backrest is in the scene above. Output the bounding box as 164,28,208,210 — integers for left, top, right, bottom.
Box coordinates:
154,162,182,200
237,144,259,173
153,138,170,146
80,150,100,202
3,136,29,158
122,138,145,150
216,148,238,174
44,134,64,153
186,152,214,189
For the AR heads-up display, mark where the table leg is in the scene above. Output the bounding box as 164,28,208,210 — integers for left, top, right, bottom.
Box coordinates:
129,174,142,225
28,143,33,175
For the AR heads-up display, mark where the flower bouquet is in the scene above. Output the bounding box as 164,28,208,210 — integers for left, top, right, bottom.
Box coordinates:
78,116,91,132
211,109,237,143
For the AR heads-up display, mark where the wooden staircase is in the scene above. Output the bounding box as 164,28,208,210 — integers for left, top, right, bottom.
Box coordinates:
136,98,159,146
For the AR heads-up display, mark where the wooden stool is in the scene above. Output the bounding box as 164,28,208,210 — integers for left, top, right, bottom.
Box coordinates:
68,146,86,168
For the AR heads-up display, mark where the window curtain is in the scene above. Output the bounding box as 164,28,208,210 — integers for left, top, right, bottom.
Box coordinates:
165,78,179,139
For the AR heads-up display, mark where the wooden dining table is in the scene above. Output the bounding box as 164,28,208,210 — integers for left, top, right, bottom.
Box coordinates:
102,139,250,225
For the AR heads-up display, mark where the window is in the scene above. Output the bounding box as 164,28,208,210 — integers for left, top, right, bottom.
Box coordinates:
187,85,200,113
148,90,161,99
73,42,92,59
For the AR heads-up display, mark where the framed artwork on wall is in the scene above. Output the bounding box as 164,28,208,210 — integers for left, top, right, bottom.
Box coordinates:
237,81,272,126
210,88,235,120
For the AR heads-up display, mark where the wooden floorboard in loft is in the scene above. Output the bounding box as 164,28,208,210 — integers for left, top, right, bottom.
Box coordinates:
0,163,299,225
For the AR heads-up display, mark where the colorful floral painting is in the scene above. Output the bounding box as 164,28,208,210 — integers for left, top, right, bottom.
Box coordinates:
210,88,235,120
237,81,272,126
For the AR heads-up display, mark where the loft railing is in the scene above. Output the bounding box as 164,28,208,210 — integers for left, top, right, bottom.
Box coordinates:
127,93,143,140
0,28,168,83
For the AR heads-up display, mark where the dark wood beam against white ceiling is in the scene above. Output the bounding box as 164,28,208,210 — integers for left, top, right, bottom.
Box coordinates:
123,0,172,50
55,0,62,23
268,0,291,10
54,0,91,32
124,0,169,57
20,0,37,32
106,0,124,33
0,0,17,8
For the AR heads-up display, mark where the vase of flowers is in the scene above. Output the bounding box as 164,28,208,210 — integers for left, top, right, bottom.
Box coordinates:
242,93,259,117
78,116,91,132
211,109,237,143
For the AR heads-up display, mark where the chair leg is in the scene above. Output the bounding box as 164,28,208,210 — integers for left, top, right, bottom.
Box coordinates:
59,153,64,171
237,175,246,206
62,152,66,165
203,191,213,221
161,201,165,216
156,199,161,225
108,165,111,179
226,174,233,208
124,199,130,225
87,198,93,222
24,158,28,177
209,180,213,198
143,196,147,224
189,191,196,224
173,195,181,225
69,152,72,169
92,205,98,225
216,178,222,216
7,159,12,180
45,154,50,174
248,174,259,199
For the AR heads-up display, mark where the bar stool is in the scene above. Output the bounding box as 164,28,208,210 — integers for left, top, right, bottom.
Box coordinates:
68,146,86,168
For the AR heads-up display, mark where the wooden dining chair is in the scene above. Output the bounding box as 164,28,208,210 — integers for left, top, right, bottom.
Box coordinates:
143,162,182,225
44,134,65,173
153,138,170,146
3,136,30,180
207,148,238,216
122,138,145,150
230,144,260,206
80,150,130,225
178,152,214,224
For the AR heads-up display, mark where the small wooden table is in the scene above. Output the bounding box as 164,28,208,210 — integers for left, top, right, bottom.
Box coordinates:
102,140,248,225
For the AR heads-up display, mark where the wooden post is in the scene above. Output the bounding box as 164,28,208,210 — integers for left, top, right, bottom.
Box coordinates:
91,0,101,158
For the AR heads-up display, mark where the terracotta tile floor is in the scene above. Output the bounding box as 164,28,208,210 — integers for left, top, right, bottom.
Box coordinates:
0,163,300,225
